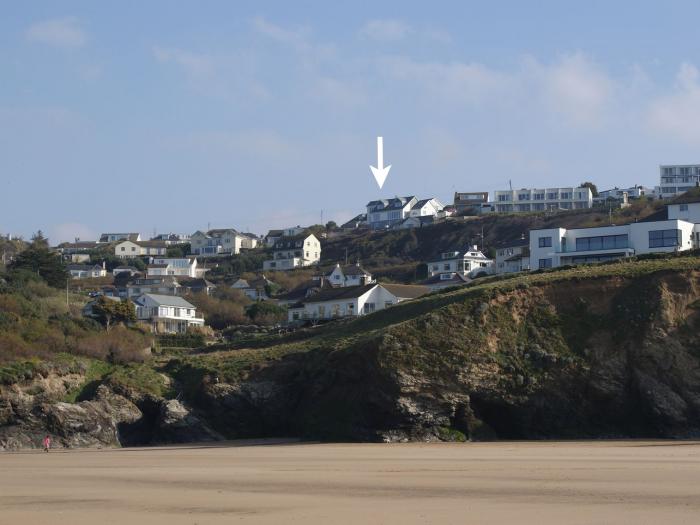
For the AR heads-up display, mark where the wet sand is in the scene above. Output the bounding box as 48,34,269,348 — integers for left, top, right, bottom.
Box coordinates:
2,440,700,524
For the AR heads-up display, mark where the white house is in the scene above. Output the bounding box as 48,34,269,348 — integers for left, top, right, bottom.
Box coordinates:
327,263,374,288
150,233,191,245
146,257,198,278
493,187,592,213
67,263,107,279
658,165,700,199
426,247,494,279
189,229,256,257
596,185,652,202
114,240,168,258
529,219,698,270
112,266,140,277
231,275,274,300
453,192,490,215
126,277,181,298
132,293,204,334
366,197,444,229
494,240,530,275
263,233,321,271
287,283,429,323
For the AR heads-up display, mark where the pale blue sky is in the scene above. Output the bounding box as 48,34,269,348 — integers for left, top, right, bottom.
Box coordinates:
3,1,700,242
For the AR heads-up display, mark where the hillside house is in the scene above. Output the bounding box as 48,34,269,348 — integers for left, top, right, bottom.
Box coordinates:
133,293,204,334
231,275,275,300
263,233,321,271
150,233,191,245
126,276,181,298
67,263,107,279
494,187,593,213
287,283,429,323
327,263,374,287
341,214,368,230
275,276,328,307
146,257,199,278
426,247,494,279
495,240,531,274
190,229,256,257
529,218,698,270
112,266,141,277
114,240,167,258
99,233,140,243
366,196,445,229
453,192,489,215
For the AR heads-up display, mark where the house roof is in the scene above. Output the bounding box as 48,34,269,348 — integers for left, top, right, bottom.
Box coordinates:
341,213,367,228
367,196,416,211
302,283,378,304
497,238,529,249
135,293,195,308
266,229,284,237
276,279,326,302
178,277,215,288
67,264,101,271
380,283,431,299
423,273,470,285
341,264,371,276
273,233,314,250
99,233,139,242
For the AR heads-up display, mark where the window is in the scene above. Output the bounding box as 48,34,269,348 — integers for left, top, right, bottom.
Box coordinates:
432,265,439,271
533,193,545,200
498,194,510,202
547,192,557,200
384,301,393,308
334,274,341,280
649,229,681,248
575,234,628,251
444,263,450,271
120,247,125,251
561,192,571,199
389,210,400,220
363,302,375,314
538,236,552,248
518,193,529,201
680,204,689,211
538,258,552,269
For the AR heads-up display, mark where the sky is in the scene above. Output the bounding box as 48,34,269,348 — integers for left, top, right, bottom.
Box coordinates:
3,1,700,243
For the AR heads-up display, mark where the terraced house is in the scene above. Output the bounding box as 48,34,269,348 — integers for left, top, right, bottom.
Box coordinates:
494,186,592,213
366,196,444,229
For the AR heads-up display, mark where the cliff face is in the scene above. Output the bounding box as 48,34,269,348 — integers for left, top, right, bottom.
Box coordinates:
3,266,700,449
190,269,700,442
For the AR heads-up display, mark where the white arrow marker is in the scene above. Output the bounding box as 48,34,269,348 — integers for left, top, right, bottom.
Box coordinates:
370,136,391,189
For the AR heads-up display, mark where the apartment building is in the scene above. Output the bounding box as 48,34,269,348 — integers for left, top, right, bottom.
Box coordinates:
658,164,700,199
493,187,592,213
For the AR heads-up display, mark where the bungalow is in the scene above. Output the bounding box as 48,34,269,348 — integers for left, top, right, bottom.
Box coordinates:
189,229,256,257
263,233,321,271
287,283,430,323
146,257,198,278
231,275,274,300
114,240,167,258
67,263,107,279
132,293,204,334
426,247,494,279
275,276,328,307
327,263,374,287
178,277,216,296
56,241,99,255
99,233,140,243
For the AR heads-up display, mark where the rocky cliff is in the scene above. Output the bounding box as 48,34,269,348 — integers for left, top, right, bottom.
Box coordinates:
3,259,700,449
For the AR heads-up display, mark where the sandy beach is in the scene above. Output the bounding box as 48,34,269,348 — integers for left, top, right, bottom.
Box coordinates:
1,440,700,524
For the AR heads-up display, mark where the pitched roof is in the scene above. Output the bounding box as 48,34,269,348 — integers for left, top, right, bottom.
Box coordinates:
366,196,416,211
273,233,315,250
135,293,195,308
302,283,378,304
178,277,215,288
275,279,326,302
379,283,430,299
423,273,470,285
671,187,700,204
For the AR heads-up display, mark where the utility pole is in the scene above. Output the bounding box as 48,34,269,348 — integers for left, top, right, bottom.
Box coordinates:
66,278,69,309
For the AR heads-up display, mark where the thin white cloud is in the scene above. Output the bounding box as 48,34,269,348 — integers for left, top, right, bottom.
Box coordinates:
360,19,412,41
153,46,215,77
525,53,614,127
648,62,700,145
26,17,86,48
252,16,309,47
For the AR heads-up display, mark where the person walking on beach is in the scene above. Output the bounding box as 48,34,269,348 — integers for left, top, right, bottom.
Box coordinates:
43,435,51,453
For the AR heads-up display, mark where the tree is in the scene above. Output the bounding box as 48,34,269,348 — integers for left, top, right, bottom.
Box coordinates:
325,221,338,232
10,233,68,288
246,301,286,325
580,181,599,197
92,297,136,331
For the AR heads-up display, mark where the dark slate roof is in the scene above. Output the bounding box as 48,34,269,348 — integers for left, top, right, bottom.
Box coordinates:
366,196,416,211
496,238,529,248
134,293,195,308
380,283,431,299
302,283,378,304
276,279,326,302
412,198,435,209
273,233,313,250
423,273,470,285
178,277,216,288
341,264,371,276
